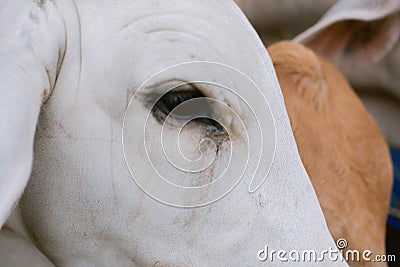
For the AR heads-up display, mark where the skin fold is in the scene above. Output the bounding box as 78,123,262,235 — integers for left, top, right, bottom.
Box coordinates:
268,41,393,267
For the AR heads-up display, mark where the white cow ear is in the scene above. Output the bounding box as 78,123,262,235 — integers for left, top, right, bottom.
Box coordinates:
0,0,66,228
295,0,400,70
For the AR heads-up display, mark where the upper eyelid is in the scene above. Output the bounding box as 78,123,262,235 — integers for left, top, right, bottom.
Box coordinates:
140,80,206,106
146,78,187,90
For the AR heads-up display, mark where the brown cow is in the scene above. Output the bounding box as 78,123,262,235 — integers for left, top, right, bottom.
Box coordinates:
268,41,393,266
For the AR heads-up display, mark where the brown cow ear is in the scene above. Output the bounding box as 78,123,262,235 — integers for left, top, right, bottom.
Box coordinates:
300,14,400,70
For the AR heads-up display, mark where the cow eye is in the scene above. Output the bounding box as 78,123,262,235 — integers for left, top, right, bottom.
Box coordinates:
152,84,224,133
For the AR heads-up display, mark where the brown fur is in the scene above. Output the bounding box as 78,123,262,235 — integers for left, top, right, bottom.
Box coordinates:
268,41,393,266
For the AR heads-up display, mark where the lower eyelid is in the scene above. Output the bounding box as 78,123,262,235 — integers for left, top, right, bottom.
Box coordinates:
194,117,225,133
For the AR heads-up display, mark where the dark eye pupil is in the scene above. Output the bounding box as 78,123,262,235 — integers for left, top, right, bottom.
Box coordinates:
153,84,224,132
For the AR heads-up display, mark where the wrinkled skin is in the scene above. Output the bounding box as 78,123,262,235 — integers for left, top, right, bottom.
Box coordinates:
269,41,392,266
0,0,345,266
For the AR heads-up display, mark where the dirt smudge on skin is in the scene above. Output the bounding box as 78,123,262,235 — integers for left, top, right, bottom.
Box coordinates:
34,0,48,9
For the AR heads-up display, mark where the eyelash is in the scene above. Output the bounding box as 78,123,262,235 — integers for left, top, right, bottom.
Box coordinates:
154,84,204,117
151,84,224,133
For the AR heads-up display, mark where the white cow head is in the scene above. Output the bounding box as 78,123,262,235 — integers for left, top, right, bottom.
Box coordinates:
0,0,347,265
